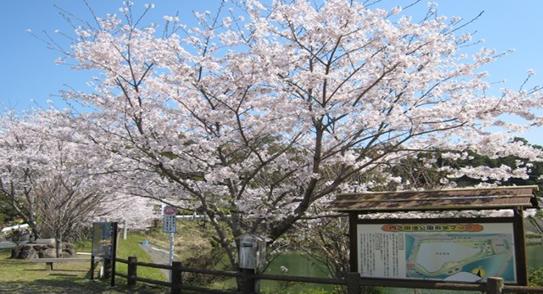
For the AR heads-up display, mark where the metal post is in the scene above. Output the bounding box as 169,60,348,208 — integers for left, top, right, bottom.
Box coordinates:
345,272,362,294
127,256,137,290
168,233,176,286
171,261,183,294
169,232,174,266
487,277,504,294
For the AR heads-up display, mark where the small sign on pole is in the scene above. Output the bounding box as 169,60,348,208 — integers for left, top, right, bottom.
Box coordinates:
163,206,177,233
163,206,176,267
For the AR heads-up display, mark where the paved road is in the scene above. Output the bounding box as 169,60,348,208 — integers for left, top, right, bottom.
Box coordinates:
139,242,177,280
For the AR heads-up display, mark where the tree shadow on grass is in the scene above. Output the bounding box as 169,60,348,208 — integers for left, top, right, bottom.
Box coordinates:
0,278,168,293
49,273,80,277
0,279,113,294
24,268,87,273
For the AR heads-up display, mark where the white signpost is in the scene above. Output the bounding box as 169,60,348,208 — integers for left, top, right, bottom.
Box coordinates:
163,206,177,266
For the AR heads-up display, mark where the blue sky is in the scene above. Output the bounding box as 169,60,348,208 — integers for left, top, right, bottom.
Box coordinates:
1,1,542,144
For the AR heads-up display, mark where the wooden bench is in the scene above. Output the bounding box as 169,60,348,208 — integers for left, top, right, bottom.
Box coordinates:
28,257,102,270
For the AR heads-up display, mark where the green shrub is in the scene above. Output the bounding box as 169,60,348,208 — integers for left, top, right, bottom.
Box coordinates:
529,267,543,286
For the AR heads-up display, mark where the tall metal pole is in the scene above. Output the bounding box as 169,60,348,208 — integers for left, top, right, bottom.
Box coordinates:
168,232,175,283
169,232,174,266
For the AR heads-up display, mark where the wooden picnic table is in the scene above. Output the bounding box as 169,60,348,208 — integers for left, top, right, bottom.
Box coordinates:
27,257,102,270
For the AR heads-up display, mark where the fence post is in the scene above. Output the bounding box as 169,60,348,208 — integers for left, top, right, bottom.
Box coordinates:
110,222,118,287
240,268,256,294
345,272,361,294
171,261,183,294
487,277,504,294
103,258,111,280
127,256,137,290
90,255,95,280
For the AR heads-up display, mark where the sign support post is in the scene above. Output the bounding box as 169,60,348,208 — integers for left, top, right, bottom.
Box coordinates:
348,212,358,272
513,208,528,285
169,231,174,266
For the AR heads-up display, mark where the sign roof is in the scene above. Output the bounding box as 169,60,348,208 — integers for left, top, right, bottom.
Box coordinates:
331,185,540,213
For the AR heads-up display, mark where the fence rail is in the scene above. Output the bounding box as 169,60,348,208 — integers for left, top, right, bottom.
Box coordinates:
254,272,343,285
504,285,543,293
115,257,543,294
137,260,172,270
136,276,171,287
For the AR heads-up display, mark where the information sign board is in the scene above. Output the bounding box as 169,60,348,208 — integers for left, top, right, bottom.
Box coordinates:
90,222,118,285
357,222,516,283
92,222,114,258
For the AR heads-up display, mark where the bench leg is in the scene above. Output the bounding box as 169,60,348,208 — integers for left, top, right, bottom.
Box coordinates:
46,262,53,270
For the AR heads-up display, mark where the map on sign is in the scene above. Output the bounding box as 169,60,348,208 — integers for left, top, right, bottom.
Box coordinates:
357,223,516,283
405,233,515,282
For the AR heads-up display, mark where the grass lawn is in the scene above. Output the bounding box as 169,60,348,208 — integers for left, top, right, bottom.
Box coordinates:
0,227,370,293
76,232,166,282
205,252,336,294
0,233,167,293
115,232,166,282
141,221,338,293
0,248,122,293
261,253,335,294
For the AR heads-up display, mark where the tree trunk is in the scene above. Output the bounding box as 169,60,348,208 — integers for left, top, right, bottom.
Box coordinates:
55,231,62,258
28,221,40,241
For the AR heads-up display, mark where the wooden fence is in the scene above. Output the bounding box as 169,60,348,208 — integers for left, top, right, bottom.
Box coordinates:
114,257,543,294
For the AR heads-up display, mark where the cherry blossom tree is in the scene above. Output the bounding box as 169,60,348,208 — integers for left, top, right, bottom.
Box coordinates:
97,192,159,230
0,110,131,252
0,112,62,239
52,0,543,268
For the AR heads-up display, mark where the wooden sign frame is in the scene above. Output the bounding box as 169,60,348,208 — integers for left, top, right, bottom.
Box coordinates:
348,210,528,286
90,222,118,286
